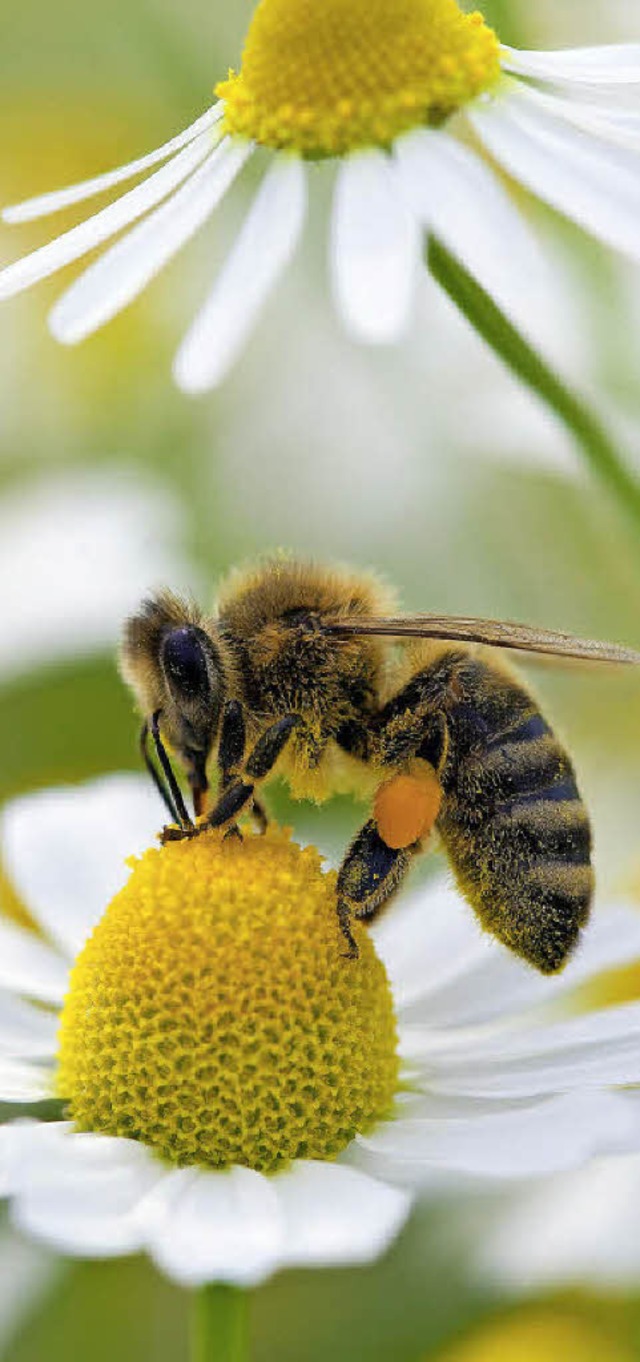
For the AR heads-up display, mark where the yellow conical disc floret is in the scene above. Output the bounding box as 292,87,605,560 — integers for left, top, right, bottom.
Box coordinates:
219,0,500,158
57,828,399,1172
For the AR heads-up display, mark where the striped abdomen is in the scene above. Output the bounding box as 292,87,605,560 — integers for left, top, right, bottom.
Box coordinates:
435,655,593,973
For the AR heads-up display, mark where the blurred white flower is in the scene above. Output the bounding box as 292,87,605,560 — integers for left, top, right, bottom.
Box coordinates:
1,0,640,390
0,468,197,682
0,1228,60,1356
2,777,640,1285
477,1143,640,1291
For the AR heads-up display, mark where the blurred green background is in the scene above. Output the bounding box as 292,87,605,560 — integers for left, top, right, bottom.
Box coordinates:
2,0,640,1356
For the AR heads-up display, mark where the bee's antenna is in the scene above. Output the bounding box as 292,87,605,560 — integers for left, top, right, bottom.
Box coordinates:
140,714,194,830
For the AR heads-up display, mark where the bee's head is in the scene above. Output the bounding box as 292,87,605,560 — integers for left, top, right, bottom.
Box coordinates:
120,594,228,787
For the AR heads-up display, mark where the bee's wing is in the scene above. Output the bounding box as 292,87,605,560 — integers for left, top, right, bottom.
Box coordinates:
325,615,640,665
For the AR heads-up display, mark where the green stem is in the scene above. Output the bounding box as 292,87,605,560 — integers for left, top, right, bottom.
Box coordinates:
191,1285,250,1362
428,235,640,541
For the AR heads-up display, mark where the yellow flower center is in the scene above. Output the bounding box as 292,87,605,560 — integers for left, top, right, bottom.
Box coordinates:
218,0,500,158
57,828,399,1172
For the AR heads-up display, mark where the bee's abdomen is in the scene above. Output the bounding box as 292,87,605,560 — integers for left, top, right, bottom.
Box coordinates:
437,668,593,974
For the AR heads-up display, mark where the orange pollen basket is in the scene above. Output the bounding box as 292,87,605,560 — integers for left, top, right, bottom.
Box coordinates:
374,768,443,850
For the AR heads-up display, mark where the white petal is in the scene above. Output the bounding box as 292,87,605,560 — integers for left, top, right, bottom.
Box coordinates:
413,909,640,1035
50,138,252,345
145,1166,284,1287
11,1126,164,1257
510,80,640,152
379,879,640,1030
0,468,197,683
274,1161,412,1268
138,1159,409,1286
372,877,489,1016
0,1120,72,1191
401,1001,640,1098
394,128,561,354
0,134,214,301
174,154,307,393
0,1124,24,1196
470,88,640,263
0,1226,59,1354
357,1091,637,1180
0,1058,52,1102
0,993,58,1058
0,921,67,1005
2,105,223,223
331,149,420,343
1,774,163,959
501,44,640,86
480,1155,640,1289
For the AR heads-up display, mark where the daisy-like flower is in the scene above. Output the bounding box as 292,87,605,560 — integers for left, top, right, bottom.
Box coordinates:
0,467,196,682
1,1,640,392
3,776,640,1286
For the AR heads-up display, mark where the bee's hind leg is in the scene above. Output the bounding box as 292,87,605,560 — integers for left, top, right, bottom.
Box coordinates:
337,820,413,958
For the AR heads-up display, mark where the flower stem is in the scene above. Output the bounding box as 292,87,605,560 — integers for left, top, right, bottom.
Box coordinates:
427,234,640,541
191,1285,250,1362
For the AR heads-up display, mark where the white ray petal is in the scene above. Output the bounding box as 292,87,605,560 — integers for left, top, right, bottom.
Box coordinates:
145,1167,283,1287
1,775,163,959
331,149,420,343
0,921,67,1005
12,1129,165,1257
372,877,489,1014
274,1161,412,1268
501,43,640,86
470,89,640,263
50,139,251,344
391,899,640,1031
402,1001,640,1098
0,1124,25,1196
145,1161,411,1285
506,79,640,152
174,154,307,393
0,468,196,683
357,1091,637,1180
2,105,223,224
0,993,58,1058
0,1059,52,1102
479,1155,640,1289
0,133,214,301
394,127,557,354
0,1226,59,1354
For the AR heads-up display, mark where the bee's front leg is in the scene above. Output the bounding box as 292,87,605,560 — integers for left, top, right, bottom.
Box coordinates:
205,711,302,834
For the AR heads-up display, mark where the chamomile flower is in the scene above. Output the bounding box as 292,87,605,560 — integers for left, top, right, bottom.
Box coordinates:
3,776,640,1286
477,1147,640,1292
1,1,640,391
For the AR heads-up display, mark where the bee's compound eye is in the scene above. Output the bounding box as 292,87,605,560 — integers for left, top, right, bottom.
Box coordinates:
161,627,212,702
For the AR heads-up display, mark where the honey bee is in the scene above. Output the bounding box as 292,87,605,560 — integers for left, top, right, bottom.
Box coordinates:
120,558,640,974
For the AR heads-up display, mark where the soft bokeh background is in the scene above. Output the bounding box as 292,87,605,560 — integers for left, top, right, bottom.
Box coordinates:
2,0,640,1357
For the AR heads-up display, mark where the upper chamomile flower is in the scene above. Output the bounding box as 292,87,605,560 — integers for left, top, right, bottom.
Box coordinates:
3,776,640,1286
2,0,640,391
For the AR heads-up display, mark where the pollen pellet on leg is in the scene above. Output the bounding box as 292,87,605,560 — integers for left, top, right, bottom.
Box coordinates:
57,828,399,1172
374,769,443,849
